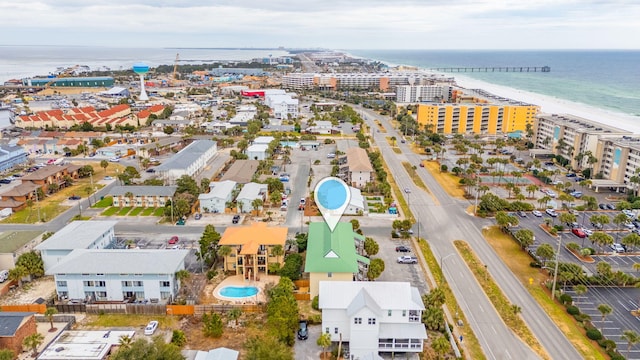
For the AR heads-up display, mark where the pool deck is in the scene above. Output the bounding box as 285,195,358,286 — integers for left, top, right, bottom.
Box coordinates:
213,274,280,304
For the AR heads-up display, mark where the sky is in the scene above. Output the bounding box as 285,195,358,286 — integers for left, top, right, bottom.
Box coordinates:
1,0,639,49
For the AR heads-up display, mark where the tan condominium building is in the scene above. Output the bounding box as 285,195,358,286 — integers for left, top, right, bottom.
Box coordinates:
594,135,640,187
534,113,630,170
416,89,538,135
282,72,454,91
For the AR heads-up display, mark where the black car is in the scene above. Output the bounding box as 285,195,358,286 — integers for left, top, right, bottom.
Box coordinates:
232,215,241,224
0,179,11,184
395,245,411,252
606,203,616,210
146,168,156,173
599,203,607,210
297,320,308,340
68,195,81,200
592,222,604,229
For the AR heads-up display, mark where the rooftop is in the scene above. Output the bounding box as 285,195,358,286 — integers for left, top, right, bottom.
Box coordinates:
199,180,237,200
219,222,287,255
155,140,216,171
0,312,34,337
38,330,135,360
109,185,177,197
346,147,373,172
220,160,259,184
236,182,267,201
47,249,189,275
319,281,425,311
304,222,369,273
35,220,117,250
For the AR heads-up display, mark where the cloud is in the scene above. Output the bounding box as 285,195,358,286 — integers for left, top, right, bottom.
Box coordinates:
0,0,638,49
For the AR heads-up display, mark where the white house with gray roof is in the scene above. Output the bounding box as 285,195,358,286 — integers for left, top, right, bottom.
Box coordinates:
109,185,177,208
155,140,217,183
35,220,117,272
319,281,427,359
198,180,237,213
246,144,269,161
48,249,189,302
344,186,366,215
235,182,267,213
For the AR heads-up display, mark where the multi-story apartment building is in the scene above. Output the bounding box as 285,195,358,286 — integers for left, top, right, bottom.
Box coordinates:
594,136,640,187
282,72,454,91
416,90,539,135
343,147,373,188
109,185,177,208
395,84,452,103
264,93,298,119
534,113,630,169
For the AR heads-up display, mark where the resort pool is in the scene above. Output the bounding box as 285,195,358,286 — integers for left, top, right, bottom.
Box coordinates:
219,286,259,298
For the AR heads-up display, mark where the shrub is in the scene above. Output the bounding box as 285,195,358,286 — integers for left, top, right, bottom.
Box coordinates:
202,312,224,338
307,314,322,324
529,261,542,268
566,242,580,251
585,248,595,255
609,353,625,360
206,270,217,280
440,164,448,172
312,295,319,310
586,328,603,341
566,306,580,316
559,294,573,306
171,330,186,347
598,339,616,351
574,313,591,323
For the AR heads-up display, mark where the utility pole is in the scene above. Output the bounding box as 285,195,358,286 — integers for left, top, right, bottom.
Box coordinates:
35,190,41,223
551,234,563,300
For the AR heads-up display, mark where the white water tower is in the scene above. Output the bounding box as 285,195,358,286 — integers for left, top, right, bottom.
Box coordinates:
132,62,150,101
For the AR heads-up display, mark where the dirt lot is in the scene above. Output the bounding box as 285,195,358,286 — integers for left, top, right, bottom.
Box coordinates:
1,276,56,305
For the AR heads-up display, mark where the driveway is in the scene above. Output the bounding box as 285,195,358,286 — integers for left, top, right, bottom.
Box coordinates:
294,323,322,360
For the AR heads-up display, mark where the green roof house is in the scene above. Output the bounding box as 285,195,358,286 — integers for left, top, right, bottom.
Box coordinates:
305,222,370,297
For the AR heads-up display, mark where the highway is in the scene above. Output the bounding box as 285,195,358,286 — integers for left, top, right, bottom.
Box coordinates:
362,108,581,359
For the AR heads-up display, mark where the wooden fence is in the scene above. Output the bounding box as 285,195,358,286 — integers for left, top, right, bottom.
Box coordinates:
85,303,167,315
194,304,263,316
294,279,310,288
0,304,46,313
54,303,87,313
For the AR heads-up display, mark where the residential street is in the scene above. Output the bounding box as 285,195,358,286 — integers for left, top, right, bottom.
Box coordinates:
360,107,582,360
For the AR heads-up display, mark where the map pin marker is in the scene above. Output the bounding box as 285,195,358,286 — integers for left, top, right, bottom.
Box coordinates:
314,176,351,232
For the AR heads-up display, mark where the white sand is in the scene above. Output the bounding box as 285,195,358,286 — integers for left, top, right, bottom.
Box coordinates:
453,74,640,134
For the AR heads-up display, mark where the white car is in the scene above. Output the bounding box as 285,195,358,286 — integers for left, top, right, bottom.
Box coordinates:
327,153,336,159
611,243,626,253
532,210,543,217
109,157,120,162
581,228,593,236
144,320,159,335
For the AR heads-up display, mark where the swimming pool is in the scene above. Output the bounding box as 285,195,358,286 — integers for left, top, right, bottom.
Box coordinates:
219,286,259,298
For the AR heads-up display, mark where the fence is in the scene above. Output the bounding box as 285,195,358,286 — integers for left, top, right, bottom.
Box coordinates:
35,314,77,326
194,304,263,316
85,303,167,315
54,303,86,313
0,304,46,313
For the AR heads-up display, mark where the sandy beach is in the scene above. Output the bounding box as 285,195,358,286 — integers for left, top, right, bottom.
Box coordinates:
454,74,640,134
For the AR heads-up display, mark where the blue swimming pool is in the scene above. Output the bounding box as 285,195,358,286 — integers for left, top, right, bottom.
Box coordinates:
219,286,259,298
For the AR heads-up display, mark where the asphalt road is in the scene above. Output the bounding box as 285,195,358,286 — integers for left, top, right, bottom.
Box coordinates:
360,106,582,359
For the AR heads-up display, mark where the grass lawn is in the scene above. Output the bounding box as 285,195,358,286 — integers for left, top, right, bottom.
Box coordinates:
482,226,607,360
416,239,486,360
423,161,466,199
454,240,551,360
83,314,177,329
380,154,414,222
101,207,119,216
117,207,132,216
410,142,428,155
385,137,402,154
1,203,69,224
93,196,113,208
129,207,144,216
141,208,156,216
0,231,42,253
401,162,430,193
152,208,165,217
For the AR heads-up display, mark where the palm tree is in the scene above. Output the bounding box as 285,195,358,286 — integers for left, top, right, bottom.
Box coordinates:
526,184,539,198
23,332,44,357
251,198,263,216
100,159,109,173
124,191,134,207
8,265,28,288
574,284,588,301
613,213,630,240
271,245,284,265
227,308,242,326
633,263,640,273
44,307,58,332
218,246,233,270
118,335,133,349
622,330,640,357
597,303,613,332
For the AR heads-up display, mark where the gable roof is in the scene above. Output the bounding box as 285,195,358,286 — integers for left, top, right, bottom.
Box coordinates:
346,287,382,317
220,160,259,184
0,312,34,337
236,182,267,201
47,249,189,275
304,222,369,273
199,180,236,200
219,222,286,255
0,182,40,197
319,281,425,311
155,140,216,171
194,347,240,360
346,147,373,172
35,220,117,250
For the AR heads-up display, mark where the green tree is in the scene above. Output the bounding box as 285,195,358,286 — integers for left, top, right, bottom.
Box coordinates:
0,349,14,360
202,312,224,338
597,304,613,332
613,213,630,239
251,198,264,215
23,332,44,357
590,232,614,252
363,237,379,256
228,308,242,326
266,277,299,345
245,336,294,360
423,306,445,331
111,337,183,360
317,332,332,359
431,335,451,359
514,229,535,248
44,307,58,331
217,245,233,270
367,258,385,280
175,175,199,197
8,265,28,287
100,159,109,173
271,245,284,265
170,330,186,347
622,330,640,358
622,233,640,253
15,251,44,278
535,243,555,266
118,335,133,349
198,225,221,267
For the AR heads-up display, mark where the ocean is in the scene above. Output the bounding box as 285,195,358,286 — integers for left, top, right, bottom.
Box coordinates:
349,50,640,118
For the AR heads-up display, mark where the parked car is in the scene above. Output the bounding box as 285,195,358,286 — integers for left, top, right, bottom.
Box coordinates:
569,209,579,215
606,203,616,210
404,188,411,193
109,157,120,162
176,219,185,226
625,222,636,229
532,210,543,217
168,236,179,244
395,245,411,252
0,179,11,184
591,222,604,229
232,215,241,224
611,243,626,253
297,320,309,340
572,228,586,238
516,211,527,218
582,228,593,236
397,256,418,264
68,195,81,200
566,222,579,228
104,176,113,180
194,213,202,220
566,173,577,178
599,203,607,210
545,209,558,217
327,153,336,159
144,320,159,335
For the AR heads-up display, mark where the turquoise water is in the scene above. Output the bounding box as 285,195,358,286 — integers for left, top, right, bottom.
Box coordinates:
349,50,640,117
219,286,258,298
